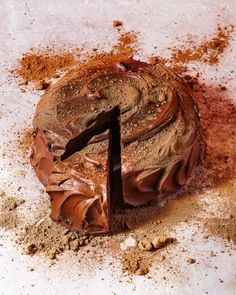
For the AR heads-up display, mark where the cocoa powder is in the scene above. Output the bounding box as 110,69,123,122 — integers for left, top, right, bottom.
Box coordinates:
149,25,234,76
170,25,234,66
15,51,78,83
0,193,25,230
20,216,91,259
13,31,139,88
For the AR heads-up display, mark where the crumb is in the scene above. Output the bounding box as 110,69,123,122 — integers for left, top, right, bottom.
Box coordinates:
34,80,50,90
113,20,123,28
152,235,174,249
148,56,159,64
138,240,153,251
186,258,196,264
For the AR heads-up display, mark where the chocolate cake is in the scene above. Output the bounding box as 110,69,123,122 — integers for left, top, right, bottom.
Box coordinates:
31,59,204,234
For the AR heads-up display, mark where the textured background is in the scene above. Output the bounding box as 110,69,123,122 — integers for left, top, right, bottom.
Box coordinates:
0,1,236,294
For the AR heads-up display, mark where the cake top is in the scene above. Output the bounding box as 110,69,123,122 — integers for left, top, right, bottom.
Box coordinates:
33,59,199,167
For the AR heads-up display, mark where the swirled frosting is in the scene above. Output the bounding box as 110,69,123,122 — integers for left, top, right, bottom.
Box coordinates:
31,59,204,234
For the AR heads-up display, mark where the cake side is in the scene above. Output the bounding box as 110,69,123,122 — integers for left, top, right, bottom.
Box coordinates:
46,132,111,234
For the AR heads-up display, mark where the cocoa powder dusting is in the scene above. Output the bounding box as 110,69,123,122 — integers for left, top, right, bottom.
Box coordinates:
15,51,78,83
84,31,139,67
13,31,139,88
121,248,150,275
149,24,234,76
19,216,91,259
0,193,25,230
170,25,234,67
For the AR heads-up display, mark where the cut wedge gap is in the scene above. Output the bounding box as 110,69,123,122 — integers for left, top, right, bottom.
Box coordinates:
61,107,120,160
61,106,125,231
109,108,124,212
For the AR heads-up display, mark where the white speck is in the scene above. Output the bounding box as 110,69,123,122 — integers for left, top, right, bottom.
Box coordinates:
120,237,137,250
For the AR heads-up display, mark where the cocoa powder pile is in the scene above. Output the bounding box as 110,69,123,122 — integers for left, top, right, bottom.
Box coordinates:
15,50,79,88
13,31,139,90
20,216,91,259
149,24,234,76
170,25,234,66
121,235,175,275
0,192,25,230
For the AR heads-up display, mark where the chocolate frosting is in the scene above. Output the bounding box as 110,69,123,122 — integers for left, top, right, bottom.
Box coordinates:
31,59,204,234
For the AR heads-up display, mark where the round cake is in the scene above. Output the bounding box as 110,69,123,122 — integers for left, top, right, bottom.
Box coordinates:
31,59,204,234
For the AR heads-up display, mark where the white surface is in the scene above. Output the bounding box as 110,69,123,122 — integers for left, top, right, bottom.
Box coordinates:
0,1,236,295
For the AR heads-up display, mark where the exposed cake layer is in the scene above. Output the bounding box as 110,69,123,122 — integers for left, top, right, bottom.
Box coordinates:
31,59,204,234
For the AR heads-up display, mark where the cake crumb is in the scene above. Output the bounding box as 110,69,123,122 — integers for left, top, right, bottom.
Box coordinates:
187,258,196,264
152,235,174,249
138,240,153,251
34,80,50,90
113,20,123,27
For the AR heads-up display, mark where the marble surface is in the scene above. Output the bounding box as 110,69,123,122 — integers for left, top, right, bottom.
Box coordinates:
0,1,236,294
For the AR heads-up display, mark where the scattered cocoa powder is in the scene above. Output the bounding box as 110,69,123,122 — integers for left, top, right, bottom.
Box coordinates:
2,197,25,211
0,195,25,230
20,216,91,259
121,248,150,275
12,31,139,89
17,128,34,156
207,216,236,244
84,31,139,67
0,211,20,230
14,51,78,83
170,25,234,66
149,24,234,76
